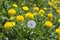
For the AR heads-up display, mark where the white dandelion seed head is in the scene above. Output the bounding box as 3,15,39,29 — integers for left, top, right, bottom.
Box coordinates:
27,20,36,28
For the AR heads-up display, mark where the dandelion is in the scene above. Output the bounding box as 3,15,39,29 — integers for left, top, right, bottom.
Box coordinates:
4,22,15,29
48,1,54,6
58,19,60,23
34,7,39,11
22,6,29,11
12,3,18,7
39,9,45,16
8,8,16,15
47,13,53,18
47,13,53,21
27,20,36,28
16,15,24,22
48,17,53,21
11,22,16,27
25,12,34,19
43,7,47,10
56,9,60,15
45,21,53,27
33,13,37,16
33,4,37,7
55,27,60,34
9,16,15,20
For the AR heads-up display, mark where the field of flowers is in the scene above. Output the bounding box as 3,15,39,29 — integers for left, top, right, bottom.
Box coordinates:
0,0,60,40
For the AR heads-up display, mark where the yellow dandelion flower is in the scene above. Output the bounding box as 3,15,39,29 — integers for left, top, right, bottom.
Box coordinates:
56,9,60,15
22,6,29,11
53,6,58,9
48,17,53,21
33,4,37,7
43,7,47,10
45,21,53,27
8,8,16,15
4,22,15,29
55,27,60,34
48,1,54,6
47,13,53,18
34,7,39,11
33,13,37,16
9,16,15,20
39,9,45,16
12,3,18,7
11,22,15,27
58,19,60,23
51,0,55,2
25,12,34,19
16,15,24,22
4,22,11,29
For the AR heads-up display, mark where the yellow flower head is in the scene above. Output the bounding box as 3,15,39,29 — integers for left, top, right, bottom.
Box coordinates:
9,16,15,20
22,6,29,11
12,3,18,7
47,13,53,18
43,7,47,10
4,22,15,29
25,12,34,19
56,9,60,15
33,13,37,16
33,4,37,7
48,1,54,6
8,8,16,15
58,19,60,23
39,9,45,15
16,15,24,22
11,22,15,27
45,21,53,27
48,17,53,21
55,27,60,34
34,7,39,11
